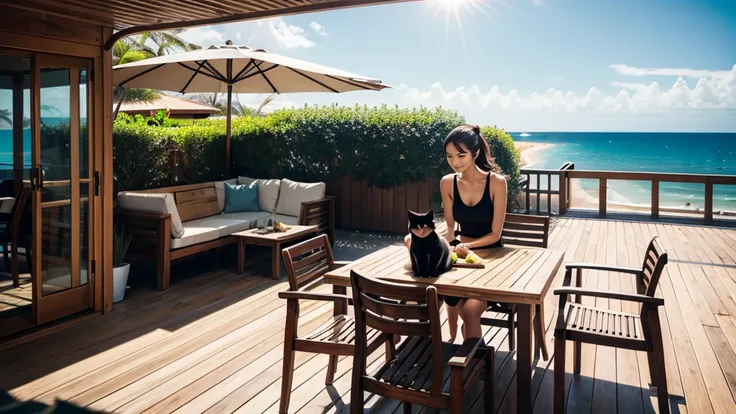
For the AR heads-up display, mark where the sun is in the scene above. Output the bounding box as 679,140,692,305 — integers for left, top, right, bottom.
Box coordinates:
421,0,513,52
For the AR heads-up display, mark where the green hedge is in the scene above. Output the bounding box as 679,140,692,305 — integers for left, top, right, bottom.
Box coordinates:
110,106,521,207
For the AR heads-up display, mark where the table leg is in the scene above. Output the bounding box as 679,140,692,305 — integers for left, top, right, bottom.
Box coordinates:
517,303,535,413
237,239,245,275
272,242,281,280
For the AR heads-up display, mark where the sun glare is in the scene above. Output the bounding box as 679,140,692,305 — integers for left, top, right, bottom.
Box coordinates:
422,0,521,53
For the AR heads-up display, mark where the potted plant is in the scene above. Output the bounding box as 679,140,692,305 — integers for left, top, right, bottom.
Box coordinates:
113,220,133,303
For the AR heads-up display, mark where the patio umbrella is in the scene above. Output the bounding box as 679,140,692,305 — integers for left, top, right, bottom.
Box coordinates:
112,41,390,177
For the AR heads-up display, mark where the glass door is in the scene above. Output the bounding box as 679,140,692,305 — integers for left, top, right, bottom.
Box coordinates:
31,54,94,325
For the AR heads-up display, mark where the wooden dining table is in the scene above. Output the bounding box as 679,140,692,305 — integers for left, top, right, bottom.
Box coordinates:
322,243,564,413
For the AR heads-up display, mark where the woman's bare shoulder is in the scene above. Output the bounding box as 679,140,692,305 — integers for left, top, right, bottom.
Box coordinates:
440,174,455,188
489,172,507,184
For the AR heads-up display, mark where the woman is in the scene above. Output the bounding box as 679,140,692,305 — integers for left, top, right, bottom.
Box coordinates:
440,124,507,342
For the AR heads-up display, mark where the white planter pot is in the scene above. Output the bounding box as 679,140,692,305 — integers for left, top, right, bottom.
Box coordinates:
113,263,131,303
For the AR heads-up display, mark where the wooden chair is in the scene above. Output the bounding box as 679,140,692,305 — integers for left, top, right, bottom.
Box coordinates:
553,236,669,414
480,213,550,359
278,234,394,414
349,268,494,414
0,183,32,287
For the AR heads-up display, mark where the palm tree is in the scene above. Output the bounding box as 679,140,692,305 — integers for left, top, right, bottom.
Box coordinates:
0,109,11,127
112,30,201,119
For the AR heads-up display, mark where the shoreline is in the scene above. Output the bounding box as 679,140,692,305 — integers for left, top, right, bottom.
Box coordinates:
515,141,736,217
515,141,555,167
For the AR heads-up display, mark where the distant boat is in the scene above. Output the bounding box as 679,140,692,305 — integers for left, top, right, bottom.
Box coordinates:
520,133,531,137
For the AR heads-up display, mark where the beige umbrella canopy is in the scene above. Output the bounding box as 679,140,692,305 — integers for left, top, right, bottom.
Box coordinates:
113,41,390,177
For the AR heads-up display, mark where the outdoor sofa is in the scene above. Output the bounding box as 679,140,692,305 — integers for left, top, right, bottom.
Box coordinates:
115,177,334,290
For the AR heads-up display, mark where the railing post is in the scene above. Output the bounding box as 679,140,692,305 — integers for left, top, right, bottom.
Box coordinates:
525,173,530,214
536,174,541,214
651,180,659,219
558,171,567,216
599,178,607,217
705,182,713,224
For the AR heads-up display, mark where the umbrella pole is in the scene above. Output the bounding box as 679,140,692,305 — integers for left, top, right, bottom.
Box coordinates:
226,84,232,178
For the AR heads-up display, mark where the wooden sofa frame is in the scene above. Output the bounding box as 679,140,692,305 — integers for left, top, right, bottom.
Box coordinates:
115,181,335,291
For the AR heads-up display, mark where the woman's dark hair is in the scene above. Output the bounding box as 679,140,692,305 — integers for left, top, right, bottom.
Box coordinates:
443,124,500,173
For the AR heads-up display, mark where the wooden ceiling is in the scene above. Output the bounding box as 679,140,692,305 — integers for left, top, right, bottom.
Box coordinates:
5,0,417,49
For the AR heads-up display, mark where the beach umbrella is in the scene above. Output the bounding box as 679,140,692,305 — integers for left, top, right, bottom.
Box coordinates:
112,41,390,177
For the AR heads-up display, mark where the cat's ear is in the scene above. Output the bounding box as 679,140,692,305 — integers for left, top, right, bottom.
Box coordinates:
408,209,419,219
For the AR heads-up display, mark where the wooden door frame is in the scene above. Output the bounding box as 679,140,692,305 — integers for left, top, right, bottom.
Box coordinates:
0,28,112,323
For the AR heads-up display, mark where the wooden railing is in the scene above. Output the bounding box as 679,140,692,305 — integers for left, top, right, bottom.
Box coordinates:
521,164,736,224
520,162,574,216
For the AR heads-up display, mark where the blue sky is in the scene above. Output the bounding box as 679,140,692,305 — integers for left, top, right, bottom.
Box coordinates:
175,0,736,132
2,0,735,132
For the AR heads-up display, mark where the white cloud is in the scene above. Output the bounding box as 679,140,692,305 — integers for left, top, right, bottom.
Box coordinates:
610,64,736,79
235,32,241,40
179,27,226,45
309,22,329,36
268,18,316,49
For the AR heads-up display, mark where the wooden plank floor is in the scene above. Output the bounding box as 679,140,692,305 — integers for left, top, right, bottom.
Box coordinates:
1,219,736,413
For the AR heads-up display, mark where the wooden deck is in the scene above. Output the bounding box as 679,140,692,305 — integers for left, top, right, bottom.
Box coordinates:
1,218,736,413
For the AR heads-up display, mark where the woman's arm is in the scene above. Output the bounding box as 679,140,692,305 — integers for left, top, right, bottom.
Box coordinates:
462,174,507,249
440,175,457,244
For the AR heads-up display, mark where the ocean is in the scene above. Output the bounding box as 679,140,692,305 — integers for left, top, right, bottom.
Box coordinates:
0,117,71,172
509,132,736,212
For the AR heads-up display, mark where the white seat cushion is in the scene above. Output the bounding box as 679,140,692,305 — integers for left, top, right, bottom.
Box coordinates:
117,191,185,238
171,226,220,249
221,211,271,230
238,176,281,213
274,178,326,217
271,214,299,226
181,215,252,239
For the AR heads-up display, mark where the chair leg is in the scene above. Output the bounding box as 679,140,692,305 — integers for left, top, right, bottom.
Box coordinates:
649,313,670,414
385,335,396,362
573,340,581,375
554,336,566,414
484,348,494,414
403,402,411,414
326,355,338,385
350,366,364,414
279,347,296,414
535,303,550,360
508,308,516,351
647,351,658,387
3,243,10,275
449,367,464,414
11,241,19,288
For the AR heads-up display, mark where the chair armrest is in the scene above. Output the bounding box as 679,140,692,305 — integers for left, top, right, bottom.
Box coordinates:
565,263,642,275
448,338,484,368
331,261,350,269
278,291,353,305
554,287,664,306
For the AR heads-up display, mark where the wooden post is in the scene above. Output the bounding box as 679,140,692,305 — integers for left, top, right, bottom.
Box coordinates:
536,174,541,214
558,171,567,216
547,174,552,215
525,173,530,214
599,178,607,217
705,182,713,224
651,180,659,219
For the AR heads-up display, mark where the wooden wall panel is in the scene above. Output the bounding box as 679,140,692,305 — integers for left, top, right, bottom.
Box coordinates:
0,9,103,46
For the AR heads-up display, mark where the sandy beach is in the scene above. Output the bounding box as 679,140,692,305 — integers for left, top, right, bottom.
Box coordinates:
515,141,736,218
515,141,555,167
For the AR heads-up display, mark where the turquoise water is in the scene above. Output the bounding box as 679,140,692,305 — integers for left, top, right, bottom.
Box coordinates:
509,132,736,211
0,117,71,171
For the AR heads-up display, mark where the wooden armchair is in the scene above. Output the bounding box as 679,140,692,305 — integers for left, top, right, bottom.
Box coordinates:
278,234,394,414
553,236,669,414
0,183,31,287
349,268,494,414
480,213,550,358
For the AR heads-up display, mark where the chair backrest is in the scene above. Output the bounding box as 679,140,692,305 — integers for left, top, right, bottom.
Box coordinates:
639,236,668,305
281,234,335,291
501,213,550,248
350,269,445,396
5,183,31,238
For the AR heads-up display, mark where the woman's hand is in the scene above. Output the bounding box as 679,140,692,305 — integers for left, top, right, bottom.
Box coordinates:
454,243,470,258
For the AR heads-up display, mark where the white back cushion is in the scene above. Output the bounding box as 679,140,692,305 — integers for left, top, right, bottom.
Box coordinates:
117,192,185,238
238,176,281,213
274,178,326,217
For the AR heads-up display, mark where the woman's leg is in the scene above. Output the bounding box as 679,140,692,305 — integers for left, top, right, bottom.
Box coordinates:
461,299,488,339
404,234,411,251
447,302,462,343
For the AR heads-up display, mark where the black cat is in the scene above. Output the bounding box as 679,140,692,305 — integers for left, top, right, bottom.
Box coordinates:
408,209,453,278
